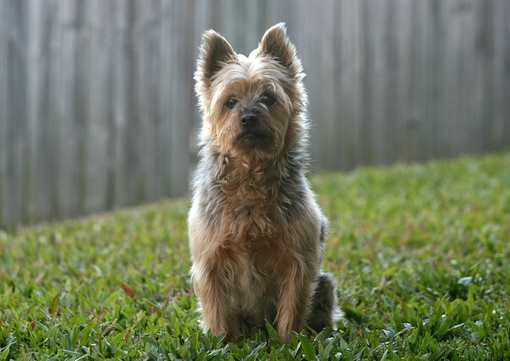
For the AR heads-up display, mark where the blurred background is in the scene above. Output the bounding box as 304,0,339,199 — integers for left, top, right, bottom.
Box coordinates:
0,0,509,228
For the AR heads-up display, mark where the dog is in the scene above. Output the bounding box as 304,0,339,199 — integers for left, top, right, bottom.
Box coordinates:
188,23,340,341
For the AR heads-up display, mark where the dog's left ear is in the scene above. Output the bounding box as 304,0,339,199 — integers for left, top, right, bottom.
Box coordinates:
258,23,302,77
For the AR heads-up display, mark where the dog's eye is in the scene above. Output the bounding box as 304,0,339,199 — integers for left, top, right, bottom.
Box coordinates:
260,92,276,107
225,97,238,110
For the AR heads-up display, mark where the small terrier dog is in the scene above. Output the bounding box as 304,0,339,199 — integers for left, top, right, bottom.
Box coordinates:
189,23,340,341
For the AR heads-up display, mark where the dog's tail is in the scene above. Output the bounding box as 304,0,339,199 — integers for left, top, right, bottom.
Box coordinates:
307,272,343,332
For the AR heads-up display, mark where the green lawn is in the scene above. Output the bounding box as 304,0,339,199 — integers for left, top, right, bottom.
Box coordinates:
1,153,510,360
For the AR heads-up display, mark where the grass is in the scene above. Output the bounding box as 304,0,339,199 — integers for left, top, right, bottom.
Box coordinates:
1,152,510,360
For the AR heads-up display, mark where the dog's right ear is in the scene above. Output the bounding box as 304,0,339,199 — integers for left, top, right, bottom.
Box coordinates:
195,30,236,92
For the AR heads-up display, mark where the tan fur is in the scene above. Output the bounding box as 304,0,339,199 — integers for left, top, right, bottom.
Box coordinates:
189,23,338,341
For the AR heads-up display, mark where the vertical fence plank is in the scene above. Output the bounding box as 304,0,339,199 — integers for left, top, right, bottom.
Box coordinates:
322,0,339,170
336,0,363,169
492,0,507,150
5,0,30,225
443,1,460,157
312,0,337,171
146,0,162,201
102,0,118,210
424,0,446,160
477,0,496,152
27,0,45,222
48,0,62,220
295,0,328,171
414,0,434,162
461,0,483,156
168,0,193,196
26,0,61,222
393,0,411,162
46,0,62,220
158,0,174,198
445,0,474,157
56,0,79,218
381,0,399,164
191,0,215,151
221,0,238,49
0,0,7,227
82,0,109,214
404,0,420,161
265,0,296,32
133,0,147,203
111,0,128,208
503,0,510,145
296,0,337,171
370,0,390,165
71,0,91,215
123,0,142,206
358,0,374,165
225,1,260,54
134,0,160,202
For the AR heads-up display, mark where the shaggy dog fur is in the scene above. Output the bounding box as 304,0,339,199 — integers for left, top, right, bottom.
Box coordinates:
188,23,341,341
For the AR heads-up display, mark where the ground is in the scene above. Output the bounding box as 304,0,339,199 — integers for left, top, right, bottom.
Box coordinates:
1,153,509,360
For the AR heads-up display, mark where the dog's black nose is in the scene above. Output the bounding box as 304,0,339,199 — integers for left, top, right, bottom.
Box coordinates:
241,113,257,127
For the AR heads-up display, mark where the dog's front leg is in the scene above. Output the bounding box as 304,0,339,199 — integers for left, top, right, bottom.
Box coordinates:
194,262,242,341
275,260,312,341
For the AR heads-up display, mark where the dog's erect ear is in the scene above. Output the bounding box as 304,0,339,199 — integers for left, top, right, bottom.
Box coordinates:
196,30,236,87
258,23,302,76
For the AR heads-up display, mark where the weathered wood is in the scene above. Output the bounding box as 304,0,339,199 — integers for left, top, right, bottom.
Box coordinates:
459,0,481,157
158,0,174,197
0,0,7,226
370,0,389,165
123,0,142,206
492,0,506,150
359,0,374,165
299,0,337,171
503,0,510,146
382,0,400,164
82,0,108,214
404,0,421,161
168,0,194,196
424,0,446,160
111,0,128,207
136,0,160,202
337,0,363,170
392,0,412,163
55,0,80,218
45,0,61,220
5,0,30,225
1,0,509,227
447,0,478,158
26,0,41,222
477,0,496,153
104,0,119,210
413,0,433,162
297,0,325,171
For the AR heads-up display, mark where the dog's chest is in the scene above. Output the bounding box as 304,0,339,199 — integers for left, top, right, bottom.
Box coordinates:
207,162,293,275
217,163,281,236
222,179,281,241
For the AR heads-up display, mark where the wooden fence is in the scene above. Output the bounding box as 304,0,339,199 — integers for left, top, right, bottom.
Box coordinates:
0,0,509,227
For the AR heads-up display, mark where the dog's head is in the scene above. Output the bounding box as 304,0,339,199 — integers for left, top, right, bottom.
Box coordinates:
195,23,307,160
